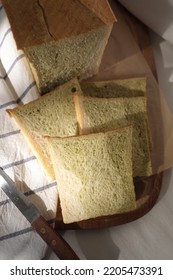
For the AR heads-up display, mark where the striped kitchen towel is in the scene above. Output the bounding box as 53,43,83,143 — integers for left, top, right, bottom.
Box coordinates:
0,2,58,259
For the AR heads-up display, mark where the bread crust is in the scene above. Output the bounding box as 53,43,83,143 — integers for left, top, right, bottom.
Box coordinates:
2,0,115,49
7,108,55,179
6,78,82,179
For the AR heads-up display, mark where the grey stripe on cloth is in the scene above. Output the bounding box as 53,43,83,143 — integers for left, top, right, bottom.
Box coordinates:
0,28,11,48
0,182,57,207
1,156,36,170
0,130,20,139
0,99,17,109
19,81,37,101
0,81,36,109
24,181,57,196
0,227,33,241
0,53,25,79
0,198,10,207
0,218,55,241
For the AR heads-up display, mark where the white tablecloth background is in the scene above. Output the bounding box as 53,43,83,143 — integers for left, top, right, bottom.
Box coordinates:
0,0,173,259
0,1,58,259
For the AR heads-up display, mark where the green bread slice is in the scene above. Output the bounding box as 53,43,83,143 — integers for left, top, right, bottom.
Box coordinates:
7,78,82,179
47,127,136,224
76,95,152,177
80,77,146,98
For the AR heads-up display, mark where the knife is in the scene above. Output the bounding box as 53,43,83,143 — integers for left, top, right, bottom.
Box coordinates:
0,167,79,260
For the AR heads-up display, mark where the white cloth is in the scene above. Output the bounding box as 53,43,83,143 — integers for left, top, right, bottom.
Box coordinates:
0,2,58,260
118,0,173,45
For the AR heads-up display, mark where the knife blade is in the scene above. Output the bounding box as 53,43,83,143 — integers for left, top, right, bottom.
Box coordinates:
0,167,79,260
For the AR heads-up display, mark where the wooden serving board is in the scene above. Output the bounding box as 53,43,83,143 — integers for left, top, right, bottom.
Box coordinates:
55,174,162,229
55,2,163,230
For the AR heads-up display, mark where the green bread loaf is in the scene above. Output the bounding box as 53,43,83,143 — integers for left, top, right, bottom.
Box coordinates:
2,0,116,94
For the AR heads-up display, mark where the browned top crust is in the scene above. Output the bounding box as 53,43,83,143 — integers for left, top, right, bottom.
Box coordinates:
2,0,116,49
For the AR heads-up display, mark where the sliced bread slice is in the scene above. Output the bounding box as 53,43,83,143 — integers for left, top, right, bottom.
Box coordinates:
47,127,136,224
80,77,146,98
75,95,152,177
7,78,82,179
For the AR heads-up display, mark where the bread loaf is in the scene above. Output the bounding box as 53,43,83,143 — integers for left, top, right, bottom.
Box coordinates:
47,127,136,223
2,0,116,94
75,95,152,177
7,78,82,179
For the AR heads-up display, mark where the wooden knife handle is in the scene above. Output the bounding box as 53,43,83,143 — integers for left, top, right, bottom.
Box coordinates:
32,215,79,260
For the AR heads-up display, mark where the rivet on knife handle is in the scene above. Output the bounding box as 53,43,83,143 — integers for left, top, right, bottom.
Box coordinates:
32,215,79,260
